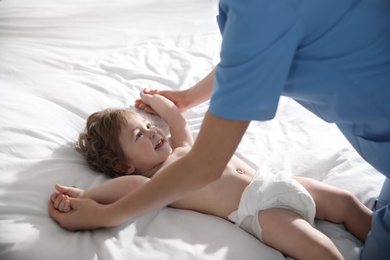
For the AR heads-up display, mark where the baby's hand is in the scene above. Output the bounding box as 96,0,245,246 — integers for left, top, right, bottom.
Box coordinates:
51,184,85,213
135,89,159,115
139,88,155,104
51,193,72,213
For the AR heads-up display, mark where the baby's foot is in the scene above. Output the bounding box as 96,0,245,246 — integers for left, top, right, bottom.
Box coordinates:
51,184,85,213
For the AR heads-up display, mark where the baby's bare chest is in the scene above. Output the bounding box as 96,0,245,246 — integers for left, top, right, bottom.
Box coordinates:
169,154,256,219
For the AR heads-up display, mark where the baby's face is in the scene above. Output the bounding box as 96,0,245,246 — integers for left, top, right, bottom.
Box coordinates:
118,114,172,174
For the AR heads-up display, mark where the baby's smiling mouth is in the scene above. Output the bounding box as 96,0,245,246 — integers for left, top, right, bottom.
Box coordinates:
155,139,164,149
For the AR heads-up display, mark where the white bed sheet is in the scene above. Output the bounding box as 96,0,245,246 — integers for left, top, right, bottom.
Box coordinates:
0,0,385,259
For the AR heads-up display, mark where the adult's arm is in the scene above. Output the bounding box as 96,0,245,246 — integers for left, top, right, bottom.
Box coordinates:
180,67,216,110
49,111,250,230
136,67,216,114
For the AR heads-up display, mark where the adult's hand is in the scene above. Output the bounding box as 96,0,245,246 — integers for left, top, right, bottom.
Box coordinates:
49,193,110,231
157,89,189,112
135,67,216,114
135,89,189,115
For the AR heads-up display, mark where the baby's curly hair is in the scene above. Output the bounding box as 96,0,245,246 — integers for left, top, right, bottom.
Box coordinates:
77,108,137,178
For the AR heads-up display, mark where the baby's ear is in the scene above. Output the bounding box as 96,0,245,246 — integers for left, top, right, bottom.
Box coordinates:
113,162,135,175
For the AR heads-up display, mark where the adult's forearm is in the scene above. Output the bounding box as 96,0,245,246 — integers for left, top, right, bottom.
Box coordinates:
102,111,250,227
104,154,204,226
185,67,216,109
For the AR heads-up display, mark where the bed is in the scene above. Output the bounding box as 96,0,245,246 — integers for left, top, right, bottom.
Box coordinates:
0,0,385,259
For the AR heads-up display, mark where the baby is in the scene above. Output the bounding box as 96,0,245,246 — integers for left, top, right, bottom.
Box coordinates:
52,90,372,260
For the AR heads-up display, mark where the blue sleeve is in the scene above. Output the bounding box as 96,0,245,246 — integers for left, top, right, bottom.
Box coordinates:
209,0,304,121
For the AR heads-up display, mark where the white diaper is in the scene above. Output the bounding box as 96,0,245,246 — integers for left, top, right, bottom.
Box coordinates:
228,166,316,241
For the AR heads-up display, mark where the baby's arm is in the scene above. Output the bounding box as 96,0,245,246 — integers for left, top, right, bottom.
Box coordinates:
136,68,216,113
52,175,149,213
140,90,193,149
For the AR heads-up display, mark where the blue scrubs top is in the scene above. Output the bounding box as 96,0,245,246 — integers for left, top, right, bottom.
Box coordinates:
210,0,390,176
209,1,390,258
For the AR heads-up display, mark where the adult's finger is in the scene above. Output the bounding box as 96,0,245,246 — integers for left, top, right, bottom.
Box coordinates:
49,196,63,222
144,107,158,115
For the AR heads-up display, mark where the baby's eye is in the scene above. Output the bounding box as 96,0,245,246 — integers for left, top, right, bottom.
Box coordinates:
136,132,143,140
146,123,151,129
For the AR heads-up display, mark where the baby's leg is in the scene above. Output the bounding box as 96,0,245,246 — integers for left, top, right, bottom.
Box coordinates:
294,177,372,241
258,208,343,260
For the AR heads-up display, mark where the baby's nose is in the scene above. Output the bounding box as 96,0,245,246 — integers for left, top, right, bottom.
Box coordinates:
149,129,157,138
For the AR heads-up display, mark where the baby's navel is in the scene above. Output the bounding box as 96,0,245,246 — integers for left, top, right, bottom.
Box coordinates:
236,169,245,174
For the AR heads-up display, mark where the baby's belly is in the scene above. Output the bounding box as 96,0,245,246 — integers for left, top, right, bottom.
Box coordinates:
169,155,256,220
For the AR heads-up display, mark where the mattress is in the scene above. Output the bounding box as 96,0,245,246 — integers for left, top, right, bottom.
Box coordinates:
0,0,385,259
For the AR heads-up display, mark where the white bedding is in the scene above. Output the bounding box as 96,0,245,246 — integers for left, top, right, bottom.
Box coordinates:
0,0,385,259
